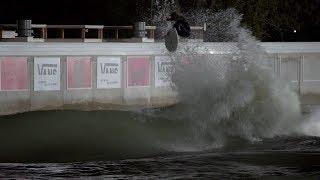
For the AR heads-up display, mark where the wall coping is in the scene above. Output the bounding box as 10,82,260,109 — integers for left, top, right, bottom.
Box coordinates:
0,42,319,56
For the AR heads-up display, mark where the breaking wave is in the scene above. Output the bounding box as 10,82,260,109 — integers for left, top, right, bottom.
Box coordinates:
151,8,303,151
1,7,319,163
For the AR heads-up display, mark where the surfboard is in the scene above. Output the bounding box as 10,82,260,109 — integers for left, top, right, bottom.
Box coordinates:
165,28,179,52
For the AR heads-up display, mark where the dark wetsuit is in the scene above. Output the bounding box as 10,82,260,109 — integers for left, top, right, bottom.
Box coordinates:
168,14,191,38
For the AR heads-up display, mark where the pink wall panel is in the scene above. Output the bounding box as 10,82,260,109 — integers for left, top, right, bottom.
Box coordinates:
1,57,28,91
67,57,92,89
127,56,150,87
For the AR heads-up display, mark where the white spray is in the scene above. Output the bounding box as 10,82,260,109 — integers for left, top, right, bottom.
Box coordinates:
151,7,306,150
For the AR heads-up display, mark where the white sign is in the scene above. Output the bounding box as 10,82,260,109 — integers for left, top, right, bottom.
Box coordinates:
97,57,121,89
34,57,60,91
155,56,174,87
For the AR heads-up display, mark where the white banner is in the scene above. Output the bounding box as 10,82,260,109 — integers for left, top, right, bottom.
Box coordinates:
97,57,121,89
155,56,174,87
34,57,60,91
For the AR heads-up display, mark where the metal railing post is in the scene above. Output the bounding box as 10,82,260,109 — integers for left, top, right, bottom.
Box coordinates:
81,28,86,40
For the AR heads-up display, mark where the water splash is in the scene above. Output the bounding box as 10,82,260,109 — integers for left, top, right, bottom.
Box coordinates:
151,0,177,39
301,108,320,137
149,5,303,150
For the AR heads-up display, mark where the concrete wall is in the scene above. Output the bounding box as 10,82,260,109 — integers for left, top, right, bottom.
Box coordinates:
0,42,319,115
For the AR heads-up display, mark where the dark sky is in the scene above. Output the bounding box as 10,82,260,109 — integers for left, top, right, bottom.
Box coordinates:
0,0,141,25
0,0,319,41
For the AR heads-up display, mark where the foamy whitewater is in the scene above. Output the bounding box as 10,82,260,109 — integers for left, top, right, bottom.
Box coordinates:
146,6,315,151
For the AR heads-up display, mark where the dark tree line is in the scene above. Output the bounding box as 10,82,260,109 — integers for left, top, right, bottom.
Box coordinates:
178,0,320,41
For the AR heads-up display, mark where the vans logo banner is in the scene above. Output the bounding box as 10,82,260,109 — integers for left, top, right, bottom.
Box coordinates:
97,57,121,89
34,57,60,91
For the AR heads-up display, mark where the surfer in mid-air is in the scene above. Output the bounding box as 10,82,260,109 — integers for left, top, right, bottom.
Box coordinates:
167,12,191,38
165,11,191,52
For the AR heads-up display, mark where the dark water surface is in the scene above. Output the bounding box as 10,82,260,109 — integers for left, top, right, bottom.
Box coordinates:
1,144,320,179
0,110,320,179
